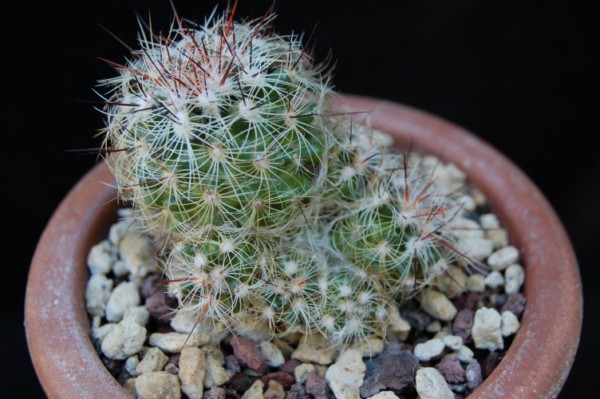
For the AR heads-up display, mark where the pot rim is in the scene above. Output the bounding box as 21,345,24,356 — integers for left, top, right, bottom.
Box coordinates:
25,95,582,398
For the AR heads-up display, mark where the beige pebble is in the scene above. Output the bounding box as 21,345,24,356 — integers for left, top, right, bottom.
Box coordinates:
487,246,519,271
135,371,181,399
179,347,207,399
415,367,454,399
241,379,264,399
419,288,457,321
136,347,169,375
501,311,521,337
472,307,504,351
149,332,210,354
292,333,338,365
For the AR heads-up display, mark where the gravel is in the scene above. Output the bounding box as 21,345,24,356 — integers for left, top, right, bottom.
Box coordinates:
86,160,525,399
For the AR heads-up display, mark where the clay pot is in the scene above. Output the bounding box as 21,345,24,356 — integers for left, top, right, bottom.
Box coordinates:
25,95,582,398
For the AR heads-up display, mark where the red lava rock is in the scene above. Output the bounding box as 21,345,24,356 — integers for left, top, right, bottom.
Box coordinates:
280,359,301,374
286,383,310,399
305,372,329,399
464,292,485,310
452,309,474,343
230,336,268,373
360,342,419,397
481,352,502,377
435,353,466,384
466,359,483,391
501,293,526,317
228,373,255,392
225,354,241,373
261,371,295,390
145,291,174,324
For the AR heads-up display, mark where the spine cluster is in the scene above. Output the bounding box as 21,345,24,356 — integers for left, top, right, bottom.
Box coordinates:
101,10,465,346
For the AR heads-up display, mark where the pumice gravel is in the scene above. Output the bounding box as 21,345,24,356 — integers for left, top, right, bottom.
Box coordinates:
86,153,524,399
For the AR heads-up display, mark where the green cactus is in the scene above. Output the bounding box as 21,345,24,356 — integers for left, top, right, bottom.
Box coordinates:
100,7,467,346
101,12,334,241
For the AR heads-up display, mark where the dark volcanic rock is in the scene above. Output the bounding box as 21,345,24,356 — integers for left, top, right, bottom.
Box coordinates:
502,293,526,317
452,309,475,343
435,353,466,384
305,372,329,399
359,342,419,397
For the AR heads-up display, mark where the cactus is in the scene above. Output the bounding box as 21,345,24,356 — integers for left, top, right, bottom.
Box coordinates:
101,10,334,241
100,6,467,347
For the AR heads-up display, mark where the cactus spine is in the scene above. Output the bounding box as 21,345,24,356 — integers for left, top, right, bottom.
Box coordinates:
100,8,466,347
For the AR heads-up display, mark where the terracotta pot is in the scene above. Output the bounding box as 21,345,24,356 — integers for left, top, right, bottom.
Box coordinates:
25,95,582,398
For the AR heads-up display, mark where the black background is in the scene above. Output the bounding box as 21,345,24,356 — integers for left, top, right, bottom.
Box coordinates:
5,0,597,397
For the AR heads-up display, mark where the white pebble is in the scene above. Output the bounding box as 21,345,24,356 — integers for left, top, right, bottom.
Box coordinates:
487,246,519,271
458,237,494,261
112,260,129,277
479,214,500,229
101,318,147,360
449,218,484,239
135,371,181,399
87,240,115,275
85,274,113,317
484,271,505,289
466,274,486,292
119,234,157,280
457,195,477,212
457,345,474,363
442,335,463,351
366,391,400,399
171,312,229,346
123,306,150,327
109,219,134,245
325,350,366,387
504,264,525,294
125,355,140,377
136,347,169,375
472,307,504,351
170,311,197,333
241,379,264,399
179,347,206,399
415,367,454,399
414,338,445,362
501,311,521,337
259,341,285,368
426,320,441,333
294,363,316,384
149,331,210,354
419,288,457,321
106,281,141,322
92,322,116,342
204,356,233,387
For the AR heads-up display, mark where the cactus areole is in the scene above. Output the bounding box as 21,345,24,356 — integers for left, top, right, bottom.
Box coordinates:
100,9,469,346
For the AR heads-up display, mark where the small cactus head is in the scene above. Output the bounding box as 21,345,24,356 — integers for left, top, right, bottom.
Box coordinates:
101,9,335,241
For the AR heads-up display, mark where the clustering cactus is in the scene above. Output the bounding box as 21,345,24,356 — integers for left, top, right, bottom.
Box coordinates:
100,7,467,346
